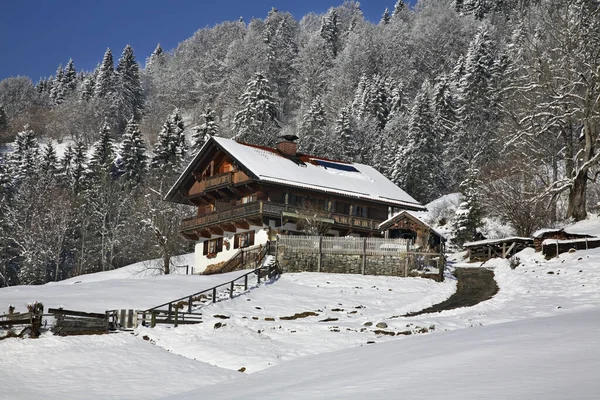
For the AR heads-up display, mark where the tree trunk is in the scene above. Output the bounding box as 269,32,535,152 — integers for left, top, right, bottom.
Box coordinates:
163,251,170,275
567,172,587,221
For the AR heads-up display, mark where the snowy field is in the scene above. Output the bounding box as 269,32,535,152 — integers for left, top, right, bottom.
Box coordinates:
2,233,600,398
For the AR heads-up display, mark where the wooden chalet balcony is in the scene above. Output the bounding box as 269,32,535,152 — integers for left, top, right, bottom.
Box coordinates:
181,201,380,236
188,171,252,197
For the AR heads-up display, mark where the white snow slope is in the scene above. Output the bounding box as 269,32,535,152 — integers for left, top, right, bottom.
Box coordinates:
2,230,600,399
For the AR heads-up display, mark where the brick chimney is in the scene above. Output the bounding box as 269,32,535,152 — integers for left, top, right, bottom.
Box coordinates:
276,134,299,156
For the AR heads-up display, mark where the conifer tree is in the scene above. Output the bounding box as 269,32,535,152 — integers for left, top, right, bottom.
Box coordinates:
334,106,356,161
453,166,483,246
64,59,77,92
115,44,143,125
300,95,327,155
192,107,218,151
451,26,500,182
49,65,65,105
320,9,340,58
87,122,115,179
80,73,96,101
146,43,166,72
94,48,115,98
39,142,60,177
151,111,187,170
392,0,406,18
381,8,391,25
69,142,87,193
233,72,280,146
399,85,441,203
119,118,147,184
0,106,7,132
8,125,40,184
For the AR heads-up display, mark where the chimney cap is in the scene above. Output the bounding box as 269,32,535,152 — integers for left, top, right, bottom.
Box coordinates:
277,134,299,142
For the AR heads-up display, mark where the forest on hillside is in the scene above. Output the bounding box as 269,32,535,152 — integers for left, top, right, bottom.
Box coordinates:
0,0,599,286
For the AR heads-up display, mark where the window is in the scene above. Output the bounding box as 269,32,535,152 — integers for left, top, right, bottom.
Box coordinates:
202,238,223,255
352,205,368,217
234,231,255,249
241,194,257,204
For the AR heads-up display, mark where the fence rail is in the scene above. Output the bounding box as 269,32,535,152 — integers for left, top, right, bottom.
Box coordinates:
278,236,413,256
141,242,279,327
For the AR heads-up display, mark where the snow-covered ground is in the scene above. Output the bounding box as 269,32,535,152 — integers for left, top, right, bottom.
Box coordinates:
2,218,600,399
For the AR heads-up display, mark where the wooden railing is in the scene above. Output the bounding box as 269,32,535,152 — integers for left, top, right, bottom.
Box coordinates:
181,201,262,231
189,171,252,197
181,201,380,232
142,242,279,327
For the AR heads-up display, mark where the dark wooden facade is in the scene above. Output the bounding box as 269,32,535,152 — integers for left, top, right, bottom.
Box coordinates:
170,143,422,241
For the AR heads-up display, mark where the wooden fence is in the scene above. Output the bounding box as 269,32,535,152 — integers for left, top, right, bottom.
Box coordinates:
278,236,413,255
49,308,109,336
141,242,279,327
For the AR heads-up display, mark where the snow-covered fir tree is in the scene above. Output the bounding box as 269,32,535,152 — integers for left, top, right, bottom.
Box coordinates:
119,118,147,184
300,95,326,155
381,7,391,25
233,72,280,146
320,9,340,58
114,44,143,126
146,43,166,72
192,107,218,151
63,59,77,93
334,106,356,161
8,125,40,185
87,122,116,179
94,48,115,98
39,142,60,177
151,111,186,170
49,64,65,105
0,106,7,131
453,166,483,246
399,84,442,203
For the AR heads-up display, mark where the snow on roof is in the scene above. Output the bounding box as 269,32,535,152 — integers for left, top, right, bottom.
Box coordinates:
379,210,446,239
463,237,533,248
532,228,596,239
168,137,424,209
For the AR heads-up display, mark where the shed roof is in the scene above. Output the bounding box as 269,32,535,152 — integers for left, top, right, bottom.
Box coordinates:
379,210,446,240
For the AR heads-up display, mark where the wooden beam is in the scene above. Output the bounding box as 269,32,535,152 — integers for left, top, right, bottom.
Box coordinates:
208,226,224,235
222,223,237,233
234,221,249,230
198,230,212,239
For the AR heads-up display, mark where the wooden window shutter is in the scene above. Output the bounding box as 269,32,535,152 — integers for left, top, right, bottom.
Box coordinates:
203,241,209,255
217,238,223,253
249,231,255,246
234,234,240,249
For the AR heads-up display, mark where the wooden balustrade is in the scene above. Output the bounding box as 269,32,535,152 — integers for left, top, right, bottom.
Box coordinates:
181,201,380,232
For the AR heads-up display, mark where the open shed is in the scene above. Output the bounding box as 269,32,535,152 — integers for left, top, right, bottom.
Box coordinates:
464,237,534,262
532,229,596,252
379,210,446,253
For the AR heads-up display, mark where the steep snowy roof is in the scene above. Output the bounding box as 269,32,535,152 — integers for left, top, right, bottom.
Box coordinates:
166,137,424,210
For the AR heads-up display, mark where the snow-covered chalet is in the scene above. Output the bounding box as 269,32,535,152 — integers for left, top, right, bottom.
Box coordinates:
165,135,425,273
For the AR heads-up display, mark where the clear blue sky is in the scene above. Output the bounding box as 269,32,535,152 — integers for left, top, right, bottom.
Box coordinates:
0,0,414,82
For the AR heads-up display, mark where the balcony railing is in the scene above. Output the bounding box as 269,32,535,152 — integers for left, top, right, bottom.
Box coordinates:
188,171,252,197
181,201,380,233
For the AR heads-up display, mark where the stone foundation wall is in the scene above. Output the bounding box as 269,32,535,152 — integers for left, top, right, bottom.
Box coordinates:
278,248,407,277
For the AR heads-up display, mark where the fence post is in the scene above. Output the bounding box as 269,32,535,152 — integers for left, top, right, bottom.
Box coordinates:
230,281,234,298
362,238,367,275
188,296,193,314
212,287,217,303
318,236,323,273
174,308,179,328
151,311,156,328
244,274,248,291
